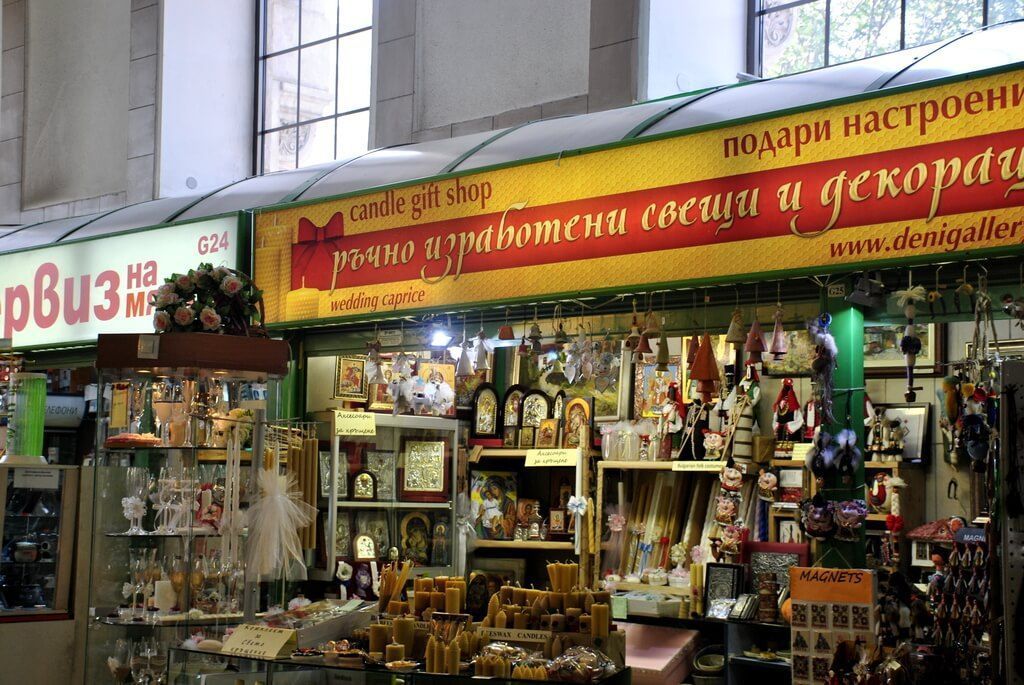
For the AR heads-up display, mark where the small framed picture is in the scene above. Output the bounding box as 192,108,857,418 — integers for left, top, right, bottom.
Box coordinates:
502,426,518,447
536,418,559,448
549,508,566,532
779,520,804,544
319,450,348,499
518,426,536,448
334,356,368,401
704,562,744,609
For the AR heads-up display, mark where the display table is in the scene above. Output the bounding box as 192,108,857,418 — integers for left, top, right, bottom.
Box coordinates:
168,647,633,683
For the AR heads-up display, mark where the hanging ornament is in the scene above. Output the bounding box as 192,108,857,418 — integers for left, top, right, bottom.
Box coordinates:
833,500,867,542
808,313,838,425
893,273,927,401
744,318,766,365
547,358,568,385
805,429,832,490
800,495,836,541
834,428,862,486
724,307,746,347
655,325,670,373
690,333,720,403
686,333,700,368
455,340,475,378
473,323,493,372
624,300,642,351
770,303,788,360
365,331,386,384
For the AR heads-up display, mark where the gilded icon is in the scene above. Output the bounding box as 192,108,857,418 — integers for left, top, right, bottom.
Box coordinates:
351,469,377,500
402,441,445,493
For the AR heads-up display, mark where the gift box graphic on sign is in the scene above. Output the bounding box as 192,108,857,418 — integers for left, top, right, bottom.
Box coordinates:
291,212,345,291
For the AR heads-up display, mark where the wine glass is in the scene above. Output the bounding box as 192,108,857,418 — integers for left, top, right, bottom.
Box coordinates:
147,639,167,685
121,467,150,535
143,549,161,621
107,638,130,683
189,554,207,612
129,639,149,684
129,550,148,620
153,467,174,534
168,555,186,613
152,383,174,446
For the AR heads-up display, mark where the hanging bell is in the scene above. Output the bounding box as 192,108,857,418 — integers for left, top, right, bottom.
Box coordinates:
547,358,568,385
725,307,746,346
745,318,766,365
554,322,569,347
475,342,491,372
624,315,642,351
369,361,387,385
634,332,653,357
517,337,530,357
770,305,788,360
528,322,543,353
655,328,670,372
498,324,516,340
455,343,475,378
686,333,700,368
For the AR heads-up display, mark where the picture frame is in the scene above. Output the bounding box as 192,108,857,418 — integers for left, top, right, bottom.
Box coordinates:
456,364,492,411
335,511,351,557
704,562,744,608
334,356,368,400
517,498,540,525
319,450,348,499
470,382,501,439
355,510,390,553
778,520,804,544
415,360,457,417
966,337,1024,359
503,384,528,428
365,450,394,501
353,533,378,562
367,360,394,412
536,418,559,448
470,470,518,540
872,402,930,464
632,354,682,419
550,472,574,511
520,390,552,428
562,396,593,449
502,426,518,447
350,469,377,501
741,541,811,590
518,426,536,447
399,511,432,565
549,508,567,533
864,322,943,377
399,439,449,502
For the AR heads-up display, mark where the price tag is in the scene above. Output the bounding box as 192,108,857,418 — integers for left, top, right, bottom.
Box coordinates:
791,443,813,460
221,624,296,659
13,468,60,490
109,383,130,430
525,448,580,467
334,410,376,437
671,460,746,473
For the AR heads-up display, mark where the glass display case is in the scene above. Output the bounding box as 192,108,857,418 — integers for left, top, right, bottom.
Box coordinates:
0,464,78,617
312,412,459,585
85,332,288,684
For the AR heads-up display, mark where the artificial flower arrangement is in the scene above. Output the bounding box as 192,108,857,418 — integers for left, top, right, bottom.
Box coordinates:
150,263,264,336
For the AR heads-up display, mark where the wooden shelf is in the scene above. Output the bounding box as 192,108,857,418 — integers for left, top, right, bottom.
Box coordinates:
866,513,889,521
598,460,676,471
614,581,689,596
470,446,599,463
770,459,805,467
864,461,922,469
473,540,574,550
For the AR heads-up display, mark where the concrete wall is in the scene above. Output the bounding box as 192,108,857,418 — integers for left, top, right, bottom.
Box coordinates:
641,0,748,99
374,0,642,146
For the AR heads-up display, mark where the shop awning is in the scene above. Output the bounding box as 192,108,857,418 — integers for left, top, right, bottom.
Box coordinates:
0,20,1022,256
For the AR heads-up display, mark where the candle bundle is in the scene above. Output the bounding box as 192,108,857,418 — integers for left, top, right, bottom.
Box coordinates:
546,562,579,593
377,561,412,613
392,616,416,657
475,655,511,677
512,664,549,680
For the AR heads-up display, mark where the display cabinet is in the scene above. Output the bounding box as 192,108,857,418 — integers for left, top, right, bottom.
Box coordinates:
0,464,78,617
311,412,460,585
84,333,288,684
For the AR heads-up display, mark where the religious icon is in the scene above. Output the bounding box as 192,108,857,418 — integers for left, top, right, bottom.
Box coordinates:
351,470,377,501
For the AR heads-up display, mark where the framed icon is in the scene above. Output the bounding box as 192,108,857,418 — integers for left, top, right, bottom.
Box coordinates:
520,390,551,428
562,397,593,449
399,439,449,502
334,356,368,401
536,419,559,448
470,382,500,439
350,469,377,501
518,426,536,448
353,533,378,562
503,384,527,427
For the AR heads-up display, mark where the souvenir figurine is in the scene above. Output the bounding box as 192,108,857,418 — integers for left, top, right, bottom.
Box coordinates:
722,365,760,459
884,417,908,461
756,468,778,502
867,472,905,514
834,499,867,542
772,378,804,455
715,493,740,525
719,460,743,493
805,430,833,489
834,429,862,485
702,429,726,461
807,314,838,425
659,382,685,450
719,525,745,558
800,496,835,541
865,399,887,461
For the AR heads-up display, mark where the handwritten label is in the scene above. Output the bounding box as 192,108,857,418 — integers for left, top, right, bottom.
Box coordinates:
13,468,60,490
790,567,875,604
791,443,813,460
671,460,746,473
109,384,130,430
525,448,579,467
334,410,376,437
221,624,296,659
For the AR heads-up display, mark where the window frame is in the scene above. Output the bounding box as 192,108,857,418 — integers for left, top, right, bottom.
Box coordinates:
254,0,374,175
749,0,1011,78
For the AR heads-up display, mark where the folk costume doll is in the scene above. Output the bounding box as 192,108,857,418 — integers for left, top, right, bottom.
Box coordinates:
722,365,761,460
658,381,685,459
678,399,711,460
772,378,804,455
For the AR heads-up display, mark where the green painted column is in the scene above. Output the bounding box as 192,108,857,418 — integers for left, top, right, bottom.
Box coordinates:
822,281,867,568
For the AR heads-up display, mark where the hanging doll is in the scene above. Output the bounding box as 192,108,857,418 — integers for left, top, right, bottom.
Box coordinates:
800,494,836,541
959,386,992,472
722,364,761,460
864,396,886,462
678,396,711,460
703,429,727,461
834,499,867,542
893,282,928,401
805,429,834,490
715,459,745,526
772,378,804,456
658,382,685,459
807,314,838,425
834,429,862,486
937,375,961,466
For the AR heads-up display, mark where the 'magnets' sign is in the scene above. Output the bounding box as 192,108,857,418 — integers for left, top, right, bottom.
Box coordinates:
255,71,1024,325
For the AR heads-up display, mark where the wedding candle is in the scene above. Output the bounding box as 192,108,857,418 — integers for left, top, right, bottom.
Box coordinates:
425,636,437,673
446,641,461,675
154,580,176,613
567,607,583,631
430,591,445,611
579,614,592,634
385,643,405,662
393,616,416,656
513,613,528,629
591,603,610,637
499,585,514,604
550,613,566,632
450,578,466,612
486,594,501,624
445,586,460,613
495,609,508,628
369,624,389,655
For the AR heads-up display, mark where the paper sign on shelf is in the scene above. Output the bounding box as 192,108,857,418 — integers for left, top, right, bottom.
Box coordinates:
333,410,376,437
671,460,746,473
13,468,60,490
525,448,580,467
789,567,875,604
221,624,297,659
109,384,130,430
